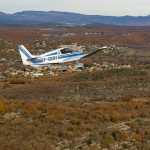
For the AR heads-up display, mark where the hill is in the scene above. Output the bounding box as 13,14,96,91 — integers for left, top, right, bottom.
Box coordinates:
0,11,150,26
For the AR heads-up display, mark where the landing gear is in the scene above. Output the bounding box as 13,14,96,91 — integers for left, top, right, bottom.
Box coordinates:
47,65,52,70
23,67,26,72
59,63,68,71
74,60,84,69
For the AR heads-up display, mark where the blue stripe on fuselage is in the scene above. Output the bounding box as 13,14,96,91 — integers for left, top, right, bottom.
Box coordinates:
45,52,58,56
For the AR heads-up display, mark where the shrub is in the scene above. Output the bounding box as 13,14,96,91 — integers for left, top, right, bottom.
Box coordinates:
110,112,121,122
0,101,6,114
2,82,9,89
11,118,24,126
102,134,115,148
44,114,62,123
8,78,31,84
132,133,142,141
112,129,127,142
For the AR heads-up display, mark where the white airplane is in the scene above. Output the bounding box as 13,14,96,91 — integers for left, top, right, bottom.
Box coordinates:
18,45,107,69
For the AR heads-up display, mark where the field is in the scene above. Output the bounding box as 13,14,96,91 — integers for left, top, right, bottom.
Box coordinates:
0,25,150,150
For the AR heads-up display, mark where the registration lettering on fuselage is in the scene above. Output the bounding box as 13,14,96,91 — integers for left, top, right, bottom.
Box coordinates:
48,56,58,61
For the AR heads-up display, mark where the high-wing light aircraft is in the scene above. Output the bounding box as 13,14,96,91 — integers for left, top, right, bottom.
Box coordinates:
18,45,107,69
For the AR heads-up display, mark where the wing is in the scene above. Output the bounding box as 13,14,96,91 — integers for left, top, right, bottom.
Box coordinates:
62,46,108,63
82,46,108,58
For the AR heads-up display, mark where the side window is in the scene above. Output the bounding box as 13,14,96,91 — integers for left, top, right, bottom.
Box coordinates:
61,48,72,54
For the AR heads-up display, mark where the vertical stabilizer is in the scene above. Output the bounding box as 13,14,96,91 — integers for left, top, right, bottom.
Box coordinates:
18,45,33,65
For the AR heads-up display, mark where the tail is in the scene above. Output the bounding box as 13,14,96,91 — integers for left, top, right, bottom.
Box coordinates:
18,45,33,65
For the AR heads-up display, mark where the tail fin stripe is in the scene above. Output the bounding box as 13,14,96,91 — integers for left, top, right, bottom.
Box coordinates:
18,46,32,59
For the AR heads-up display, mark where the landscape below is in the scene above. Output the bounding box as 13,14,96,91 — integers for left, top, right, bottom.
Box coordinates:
0,25,150,149
0,100,150,149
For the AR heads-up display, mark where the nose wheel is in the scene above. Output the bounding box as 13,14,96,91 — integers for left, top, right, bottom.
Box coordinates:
74,60,84,69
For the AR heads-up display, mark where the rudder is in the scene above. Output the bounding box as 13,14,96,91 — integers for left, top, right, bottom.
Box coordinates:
18,45,33,65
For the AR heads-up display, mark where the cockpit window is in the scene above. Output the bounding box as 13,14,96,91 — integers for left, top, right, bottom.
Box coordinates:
60,48,72,54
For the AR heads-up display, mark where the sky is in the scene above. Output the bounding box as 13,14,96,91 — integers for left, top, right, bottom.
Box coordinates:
0,0,150,16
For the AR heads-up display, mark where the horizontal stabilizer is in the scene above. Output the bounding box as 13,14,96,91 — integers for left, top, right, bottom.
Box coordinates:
27,57,43,61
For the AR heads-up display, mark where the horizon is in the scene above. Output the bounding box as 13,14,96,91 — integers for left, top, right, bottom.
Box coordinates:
0,0,150,16
0,10,150,17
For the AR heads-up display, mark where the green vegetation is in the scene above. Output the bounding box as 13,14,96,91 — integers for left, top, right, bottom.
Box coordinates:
0,100,149,149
